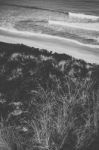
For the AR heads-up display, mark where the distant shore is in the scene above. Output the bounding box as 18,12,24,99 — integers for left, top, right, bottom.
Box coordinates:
0,27,99,64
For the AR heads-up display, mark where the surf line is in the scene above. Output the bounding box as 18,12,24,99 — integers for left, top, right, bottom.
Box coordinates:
49,20,99,31
0,27,99,49
69,12,99,21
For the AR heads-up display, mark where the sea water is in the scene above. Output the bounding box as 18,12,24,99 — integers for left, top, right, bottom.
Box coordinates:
0,0,99,46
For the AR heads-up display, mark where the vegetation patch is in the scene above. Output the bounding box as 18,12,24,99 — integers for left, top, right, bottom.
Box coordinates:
0,42,99,150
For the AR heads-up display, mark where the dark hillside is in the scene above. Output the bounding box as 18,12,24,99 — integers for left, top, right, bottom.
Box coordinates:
0,42,99,150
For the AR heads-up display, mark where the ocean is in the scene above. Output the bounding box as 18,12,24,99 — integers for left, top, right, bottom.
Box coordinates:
0,0,99,15
0,0,99,46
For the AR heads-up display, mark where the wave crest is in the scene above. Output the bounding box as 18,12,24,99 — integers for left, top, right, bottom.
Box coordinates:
69,12,99,21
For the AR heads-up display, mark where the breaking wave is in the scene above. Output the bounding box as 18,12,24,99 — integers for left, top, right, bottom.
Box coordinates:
49,20,99,31
0,26,99,49
69,12,99,21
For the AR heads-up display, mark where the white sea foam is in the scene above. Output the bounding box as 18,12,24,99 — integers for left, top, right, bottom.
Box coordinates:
0,27,99,64
49,20,99,31
69,12,99,21
0,27,99,49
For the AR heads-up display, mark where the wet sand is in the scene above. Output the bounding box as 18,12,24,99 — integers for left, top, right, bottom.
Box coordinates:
0,28,99,64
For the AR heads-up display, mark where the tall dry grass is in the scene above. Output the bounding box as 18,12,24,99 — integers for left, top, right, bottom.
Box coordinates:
26,77,99,150
0,77,98,150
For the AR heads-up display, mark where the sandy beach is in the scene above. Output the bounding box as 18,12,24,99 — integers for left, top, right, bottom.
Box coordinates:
0,28,99,64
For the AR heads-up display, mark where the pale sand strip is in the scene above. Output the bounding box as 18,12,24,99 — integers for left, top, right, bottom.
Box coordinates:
0,28,99,64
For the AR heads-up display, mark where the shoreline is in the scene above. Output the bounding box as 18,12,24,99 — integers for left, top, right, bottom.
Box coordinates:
0,27,99,49
0,28,99,64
